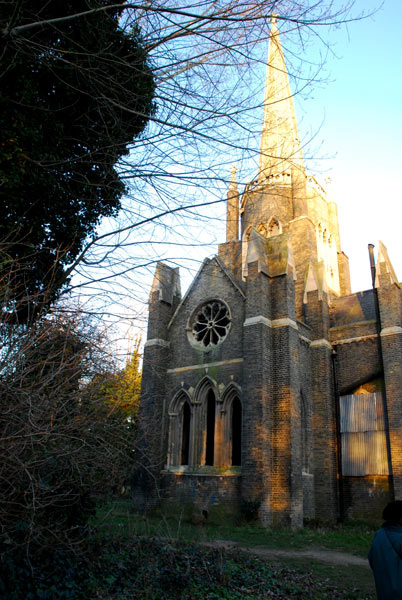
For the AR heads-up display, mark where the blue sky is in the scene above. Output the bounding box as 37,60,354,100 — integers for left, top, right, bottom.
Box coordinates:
298,0,402,292
76,1,401,348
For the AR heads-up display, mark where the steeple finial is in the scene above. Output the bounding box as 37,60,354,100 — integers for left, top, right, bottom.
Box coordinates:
259,19,305,180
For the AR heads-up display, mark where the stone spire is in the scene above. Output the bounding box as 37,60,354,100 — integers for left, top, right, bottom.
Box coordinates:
259,17,305,180
226,164,239,241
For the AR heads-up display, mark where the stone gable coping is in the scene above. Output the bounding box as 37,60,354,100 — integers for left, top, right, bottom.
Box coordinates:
167,256,245,330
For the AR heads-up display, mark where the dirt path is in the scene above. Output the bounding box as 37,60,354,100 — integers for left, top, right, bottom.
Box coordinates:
202,539,370,567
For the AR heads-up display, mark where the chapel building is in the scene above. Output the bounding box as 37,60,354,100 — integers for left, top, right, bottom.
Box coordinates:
134,20,402,526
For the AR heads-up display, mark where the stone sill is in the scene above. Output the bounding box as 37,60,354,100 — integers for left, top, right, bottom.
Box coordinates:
163,466,241,477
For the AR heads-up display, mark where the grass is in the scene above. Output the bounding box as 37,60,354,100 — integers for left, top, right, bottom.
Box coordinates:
93,498,377,557
87,498,378,598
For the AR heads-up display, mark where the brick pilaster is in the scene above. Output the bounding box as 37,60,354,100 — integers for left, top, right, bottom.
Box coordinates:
304,288,338,521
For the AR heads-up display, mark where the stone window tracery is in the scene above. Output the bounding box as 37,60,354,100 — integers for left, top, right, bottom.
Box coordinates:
190,300,231,348
267,217,281,237
167,382,242,471
167,391,193,468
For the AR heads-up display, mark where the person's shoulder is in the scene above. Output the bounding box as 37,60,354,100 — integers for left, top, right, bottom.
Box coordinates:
375,527,388,538
383,524,402,535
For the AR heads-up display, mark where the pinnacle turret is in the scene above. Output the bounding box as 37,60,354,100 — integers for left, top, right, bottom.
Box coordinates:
226,164,239,242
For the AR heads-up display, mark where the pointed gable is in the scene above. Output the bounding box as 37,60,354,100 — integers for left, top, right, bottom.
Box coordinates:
168,256,245,330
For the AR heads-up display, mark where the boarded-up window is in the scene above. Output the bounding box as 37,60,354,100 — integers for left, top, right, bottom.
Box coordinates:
340,393,388,476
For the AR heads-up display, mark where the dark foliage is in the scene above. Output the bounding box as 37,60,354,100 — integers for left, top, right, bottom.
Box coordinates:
0,0,155,319
0,537,374,599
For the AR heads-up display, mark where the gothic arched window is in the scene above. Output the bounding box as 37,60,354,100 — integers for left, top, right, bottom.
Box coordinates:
205,389,216,466
181,401,191,465
231,396,242,466
300,391,309,472
267,217,281,237
167,390,192,468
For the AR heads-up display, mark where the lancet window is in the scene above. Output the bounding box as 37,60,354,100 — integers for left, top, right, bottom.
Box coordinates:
167,381,242,471
267,217,281,237
231,396,242,466
167,391,193,467
204,389,216,466
181,401,191,465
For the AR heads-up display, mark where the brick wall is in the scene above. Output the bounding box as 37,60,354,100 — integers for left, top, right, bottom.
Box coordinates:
342,476,391,521
161,472,241,523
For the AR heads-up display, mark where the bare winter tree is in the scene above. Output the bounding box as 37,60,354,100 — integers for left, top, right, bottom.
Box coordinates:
1,0,365,345
0,295,139,555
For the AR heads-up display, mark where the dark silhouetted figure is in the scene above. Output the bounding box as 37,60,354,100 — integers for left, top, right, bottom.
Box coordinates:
369,501,402,599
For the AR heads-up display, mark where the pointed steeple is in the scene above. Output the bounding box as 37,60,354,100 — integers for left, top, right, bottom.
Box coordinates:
259,17,305,180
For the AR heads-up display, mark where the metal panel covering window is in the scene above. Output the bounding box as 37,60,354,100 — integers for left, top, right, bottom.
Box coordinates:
340,393,388,476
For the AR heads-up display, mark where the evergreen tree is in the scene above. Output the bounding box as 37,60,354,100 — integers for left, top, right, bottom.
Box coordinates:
0,1,155,319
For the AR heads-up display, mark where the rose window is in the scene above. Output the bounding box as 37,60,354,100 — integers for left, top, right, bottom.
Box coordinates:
191,300,231,348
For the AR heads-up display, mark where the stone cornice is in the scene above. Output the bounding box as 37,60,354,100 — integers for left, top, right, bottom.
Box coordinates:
144,338,170,348
310,339,332,349
243,315,298,330
332,334,377,346
381,326,402,337
167,358,243,374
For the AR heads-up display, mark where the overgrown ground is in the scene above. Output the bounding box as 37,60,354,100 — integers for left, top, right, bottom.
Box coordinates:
89,499,376,599
95,499,376,557
2,500,378,599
